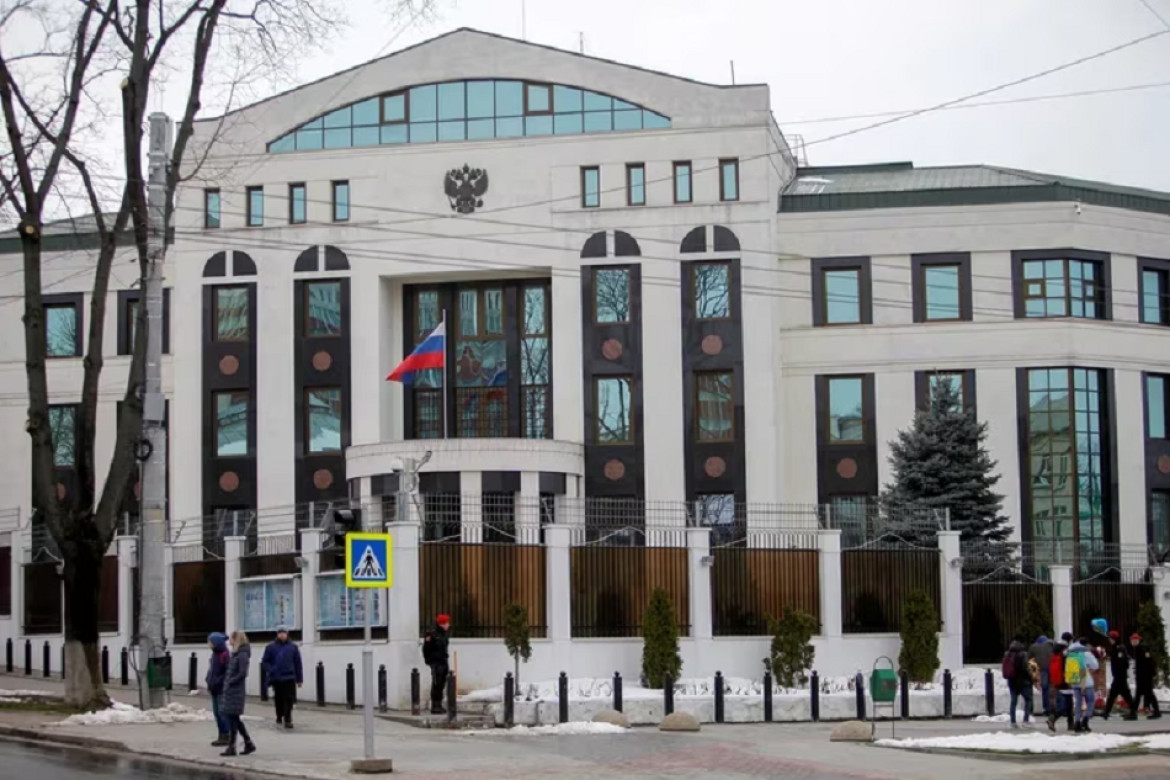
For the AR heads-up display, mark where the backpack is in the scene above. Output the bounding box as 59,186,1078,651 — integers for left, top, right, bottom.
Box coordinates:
1064,652,1084,686
1001,653,1016,680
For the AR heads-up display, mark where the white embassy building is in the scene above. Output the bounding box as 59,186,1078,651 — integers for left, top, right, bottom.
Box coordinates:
2,29,1170,696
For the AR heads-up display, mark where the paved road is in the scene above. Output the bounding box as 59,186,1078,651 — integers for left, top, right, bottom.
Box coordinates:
0,738,238,779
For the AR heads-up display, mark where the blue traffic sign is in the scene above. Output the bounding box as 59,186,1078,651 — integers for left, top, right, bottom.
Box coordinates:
345,532,393,588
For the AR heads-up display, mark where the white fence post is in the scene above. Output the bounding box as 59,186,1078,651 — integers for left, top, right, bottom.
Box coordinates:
116,535,137,647
299,530,321,653
1156,566,1170,644
937,530,963,670
224,537,245,636
545,525,572,665
1050,565,1074,637
818,529,843,639
384,520,420,708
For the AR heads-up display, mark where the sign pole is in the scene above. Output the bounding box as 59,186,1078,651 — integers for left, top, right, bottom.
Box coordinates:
344,529,393,773
362,589,374,759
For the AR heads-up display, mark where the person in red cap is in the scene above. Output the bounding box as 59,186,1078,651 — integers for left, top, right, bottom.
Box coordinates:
1102,629,1137,720
422,614,451,714
1131,633,1162,719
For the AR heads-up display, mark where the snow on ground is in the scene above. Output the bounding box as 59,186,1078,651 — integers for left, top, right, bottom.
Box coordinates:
0,697,26,704
972,709,1029,723
0,689,56,697
463,668,1004,704
1142,734,1170,750
466,722,629,736
877,732,1141,754
54,702,214,727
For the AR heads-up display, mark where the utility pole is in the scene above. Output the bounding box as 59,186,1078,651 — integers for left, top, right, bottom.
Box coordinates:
137,112,172,710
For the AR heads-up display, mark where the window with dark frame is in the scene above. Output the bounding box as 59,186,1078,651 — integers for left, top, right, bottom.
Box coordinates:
246,186,264,227
410,289,443,440
521,284,551,439
692,262,730,319
827,376,866,443
289,183,307,224
1139,261,1170,325
118,290,170,356
595,376,633,444
204,189,221,229
594,267,630,323
928,372,966,411
305,387,342,453
455,287,508,438
43,301,80,357
696,371,734,441
1146,373,1168,440
626,163,645,206
1153,490,1170,558
213,286,249,342
332,180,350,222
1020,257,1106,319
304,281,342,337
581,166,600,208
213,390,249,457
822,268,860,324
673,161,692,203
719,158,739,202
48,404,77,467
912,254,971,322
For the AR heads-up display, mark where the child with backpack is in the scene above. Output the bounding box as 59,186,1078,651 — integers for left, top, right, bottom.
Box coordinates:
1047,641,1070,732
1002,640,1034,727
1066,638,1100,733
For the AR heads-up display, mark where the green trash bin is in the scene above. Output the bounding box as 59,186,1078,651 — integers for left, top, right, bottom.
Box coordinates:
147,655,172,690
870,666,898,704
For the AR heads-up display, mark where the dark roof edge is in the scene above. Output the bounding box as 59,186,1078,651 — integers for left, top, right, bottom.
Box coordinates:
796,162,914,175
196,27,759,125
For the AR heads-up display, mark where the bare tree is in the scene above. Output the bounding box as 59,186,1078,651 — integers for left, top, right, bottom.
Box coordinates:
1,0,435,710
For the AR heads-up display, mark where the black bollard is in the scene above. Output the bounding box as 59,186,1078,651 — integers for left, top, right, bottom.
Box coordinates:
664,673,675,716
409,667,420,716
810,670,820,722
345,663,356,710
558,672,569,724
378,665,388,713
24,639,31,676
445,672,457,724
165,652,173,691
60,644,65,679
120,647,129,686
943,669,953,718
854,672,866,720
984,668,994,716
315,661,325,707
613,671,623,713
714,671,725,724
188,652,198,693
763,670,773,723
503,672,515,727
5,637,12,673
42,641,49,678
260,664,268,702
101,646,109,684
899,670,909,719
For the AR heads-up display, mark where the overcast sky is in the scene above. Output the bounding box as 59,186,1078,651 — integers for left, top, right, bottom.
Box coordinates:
157,0,1169,190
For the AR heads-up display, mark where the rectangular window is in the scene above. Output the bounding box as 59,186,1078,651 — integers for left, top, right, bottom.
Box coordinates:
692,262,730,319
305,387,342,453
673,161,692,203
214,390,249,457
626,163,645,206
1019,256,1107,319
1147,373,1168,439
124,297,139,354
595,377,633,444
304,281,342,337
1139,262,1169,325
118,290,170,356
246,186,264,227
525,83,551,114
1153,490,1170,558
44,301,80,357
594,267,630,323
813,258,871,326
289,183,306,224
521,285,551,439
204,189,221,229
696,372,734,441
332,180,350,222
928,372,966,412
48,405,76,467
913,254,972,322
581,166,600,208
214,286,249,341
827,376,865,443
719,158,739,202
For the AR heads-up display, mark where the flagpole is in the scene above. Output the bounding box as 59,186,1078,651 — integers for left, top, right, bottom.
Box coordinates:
441,309,449,439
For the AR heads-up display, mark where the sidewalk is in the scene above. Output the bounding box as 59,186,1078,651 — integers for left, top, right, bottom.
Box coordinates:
1,677,1169,779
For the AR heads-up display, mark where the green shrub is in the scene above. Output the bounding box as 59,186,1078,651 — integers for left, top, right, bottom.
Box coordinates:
641,588,682,689
1136,599,1169,686
767,608,818,688
899,589,940,684
1016,593,1053,644
502,602,532,690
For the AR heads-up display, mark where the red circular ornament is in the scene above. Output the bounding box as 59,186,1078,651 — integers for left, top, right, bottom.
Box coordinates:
219,471,240,492
836,458,858,479
312,351,333,372
701,334,724,356
601,339,623,361
219,355,240,376
704,456,727,478
604,459,626,480
313,469,334,490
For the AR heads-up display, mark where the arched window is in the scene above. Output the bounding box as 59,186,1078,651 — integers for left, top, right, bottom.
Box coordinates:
268,80,671,153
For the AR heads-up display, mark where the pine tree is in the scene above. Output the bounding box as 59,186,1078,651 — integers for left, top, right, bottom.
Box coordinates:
1016,593,1054,644
899,590,940,684
641,588,682,689
1136,600,1169,686
768,608,818,688
882,376,1011,548
502,602,532,691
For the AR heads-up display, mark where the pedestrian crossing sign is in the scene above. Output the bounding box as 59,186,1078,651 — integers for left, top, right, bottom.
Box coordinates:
345,532,393,589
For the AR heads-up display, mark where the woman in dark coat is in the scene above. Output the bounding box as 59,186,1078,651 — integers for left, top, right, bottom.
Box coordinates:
220,631,256,756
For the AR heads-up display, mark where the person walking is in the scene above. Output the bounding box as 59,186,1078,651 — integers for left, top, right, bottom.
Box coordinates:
1003,640,1034,727
220,631,256,756
1102,630,1137,720
1028,635,1054,720
1066,637,1099,733
422,614,451,715
1131,633,1163,720
261,626,303,729
206,633,231,746
1047,641,1070,732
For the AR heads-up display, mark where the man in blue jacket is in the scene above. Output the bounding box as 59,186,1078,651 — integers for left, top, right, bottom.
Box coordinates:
206,633,231,745
261,626,303,729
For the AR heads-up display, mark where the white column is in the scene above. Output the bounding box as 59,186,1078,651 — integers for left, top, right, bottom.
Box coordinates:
116,536,137,647
162,544,175,645
224,537,245,633
359,477,382,530
10,532,23,639
461,471,482,544
544,525,572,663
817,530,843,638
550,270,583,444
1051,565,1073,637
1155,566,1170,644
687,527,712,641
937,531,963,670
518,473,541,545
385,521,420,708
299,530,320,648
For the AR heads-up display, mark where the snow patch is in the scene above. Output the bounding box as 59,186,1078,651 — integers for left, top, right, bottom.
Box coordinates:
877,732,1140,754
971,708,1029,723
0,697,26,704
466,722,629,736
54,702,215,726
0,689,56,697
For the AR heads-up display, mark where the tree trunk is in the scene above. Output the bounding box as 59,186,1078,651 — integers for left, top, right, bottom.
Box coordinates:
61,515,110,711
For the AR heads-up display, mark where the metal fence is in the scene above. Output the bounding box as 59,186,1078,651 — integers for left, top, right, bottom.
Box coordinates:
960,543,1053,663
711,548,820,636
23,562,62,635
172,558,225,644
841,548,941,634
826,502,947,550
0,545,10,617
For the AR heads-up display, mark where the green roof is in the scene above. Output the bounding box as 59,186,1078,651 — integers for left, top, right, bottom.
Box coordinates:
780,163,1170,217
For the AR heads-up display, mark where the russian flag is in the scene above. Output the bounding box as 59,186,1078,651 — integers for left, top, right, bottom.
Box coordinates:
387,321,445,384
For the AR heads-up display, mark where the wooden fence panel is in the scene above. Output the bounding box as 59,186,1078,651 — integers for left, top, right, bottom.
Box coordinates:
419,544,547,638
23,562,61,635
0,546,10,617
712,549,820,636
963,583,1052,664
172,560,225,644
97,556,119,633
841,549,940,634
571,546,689,638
